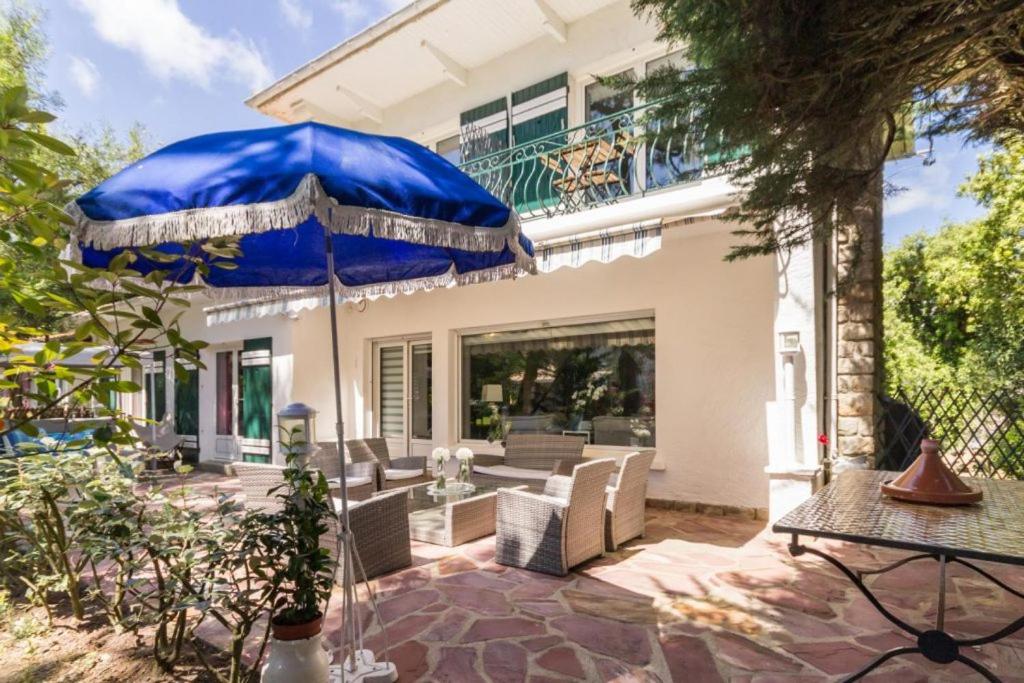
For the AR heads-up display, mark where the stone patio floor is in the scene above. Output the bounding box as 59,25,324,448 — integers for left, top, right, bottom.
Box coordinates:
188,473,1024,681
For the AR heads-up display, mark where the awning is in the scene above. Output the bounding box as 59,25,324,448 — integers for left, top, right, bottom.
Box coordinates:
1,342,124,368
204,220,665,326
463,316,654,355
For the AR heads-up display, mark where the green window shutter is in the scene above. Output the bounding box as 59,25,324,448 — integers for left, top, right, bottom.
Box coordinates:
174,354,199,452
510,73,568,213
145,350,167,421
240,338,272,463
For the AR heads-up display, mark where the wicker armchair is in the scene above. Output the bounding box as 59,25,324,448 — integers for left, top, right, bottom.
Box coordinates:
345,437,428,489
474,433,586,486
233,462,412,580
495,458,616,576
313,442,377,501
604,451,655,550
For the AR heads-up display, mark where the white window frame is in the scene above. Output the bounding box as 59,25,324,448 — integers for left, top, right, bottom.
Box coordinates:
453,310,656,454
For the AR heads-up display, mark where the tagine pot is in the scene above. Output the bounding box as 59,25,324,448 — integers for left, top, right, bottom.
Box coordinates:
880,438,983,505
262,614,330,683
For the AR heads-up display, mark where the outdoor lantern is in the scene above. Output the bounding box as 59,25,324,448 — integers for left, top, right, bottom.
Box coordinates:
277,402,317,463
481,384,503,403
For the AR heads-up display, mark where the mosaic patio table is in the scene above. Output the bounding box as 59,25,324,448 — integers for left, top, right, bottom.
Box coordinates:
773,469,1024,682
381,479,535,547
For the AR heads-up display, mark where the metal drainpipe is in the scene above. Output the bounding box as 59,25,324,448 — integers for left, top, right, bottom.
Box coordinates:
824,219,840,481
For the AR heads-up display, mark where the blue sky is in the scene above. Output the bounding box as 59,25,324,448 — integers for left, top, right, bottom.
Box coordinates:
36,0,988,248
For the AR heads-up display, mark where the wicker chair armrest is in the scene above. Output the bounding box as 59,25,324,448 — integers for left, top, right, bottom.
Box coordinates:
473,453,504,467
496,488,569,575
389,456,426,473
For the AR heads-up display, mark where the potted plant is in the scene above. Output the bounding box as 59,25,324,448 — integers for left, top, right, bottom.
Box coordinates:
261,427,337,683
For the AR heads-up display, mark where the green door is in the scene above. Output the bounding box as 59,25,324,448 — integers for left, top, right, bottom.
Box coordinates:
144,350,166,421
511,73,568,214
174,356,200,463
239,338,272,463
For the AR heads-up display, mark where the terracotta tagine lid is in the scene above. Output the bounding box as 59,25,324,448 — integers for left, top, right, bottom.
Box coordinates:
880,439,982,505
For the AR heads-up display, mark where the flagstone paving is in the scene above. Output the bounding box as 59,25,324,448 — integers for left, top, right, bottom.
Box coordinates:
187,473,1024,681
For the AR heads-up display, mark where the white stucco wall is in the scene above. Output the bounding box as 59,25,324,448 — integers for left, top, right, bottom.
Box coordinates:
282,222,777,508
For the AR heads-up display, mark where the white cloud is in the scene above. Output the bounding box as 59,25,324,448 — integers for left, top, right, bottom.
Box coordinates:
72,0,273,92
279,0,312,30
330,0,407,30
69,55,100,97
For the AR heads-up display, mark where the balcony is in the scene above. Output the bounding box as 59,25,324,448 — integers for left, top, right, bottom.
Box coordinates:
459,101,722,221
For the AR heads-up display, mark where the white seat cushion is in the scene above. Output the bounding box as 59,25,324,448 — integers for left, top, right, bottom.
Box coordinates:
473,464,552,481
326,476,373,488
384,468,423,480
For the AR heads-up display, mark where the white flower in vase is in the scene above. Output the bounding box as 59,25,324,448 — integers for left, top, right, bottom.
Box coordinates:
432,447,451,487
455,447,474,483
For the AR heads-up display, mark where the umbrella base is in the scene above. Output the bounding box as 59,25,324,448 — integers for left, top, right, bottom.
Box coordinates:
330,650,398,683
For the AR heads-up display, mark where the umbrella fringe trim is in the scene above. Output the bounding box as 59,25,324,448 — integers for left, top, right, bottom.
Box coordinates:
67,173,532,260
200,261,526,308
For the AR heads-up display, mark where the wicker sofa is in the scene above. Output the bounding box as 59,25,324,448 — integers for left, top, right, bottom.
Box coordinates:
494,458,616,576
233,462,412,580
345,437,429,489
473,433,586,485
604,450,656,550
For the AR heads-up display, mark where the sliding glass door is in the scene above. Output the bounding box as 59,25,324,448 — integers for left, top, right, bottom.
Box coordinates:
374,339,432,458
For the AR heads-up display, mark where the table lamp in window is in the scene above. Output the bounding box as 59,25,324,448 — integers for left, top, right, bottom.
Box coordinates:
481,385,506,444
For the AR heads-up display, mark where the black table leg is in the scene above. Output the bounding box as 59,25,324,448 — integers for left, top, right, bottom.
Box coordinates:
788,536,1023,682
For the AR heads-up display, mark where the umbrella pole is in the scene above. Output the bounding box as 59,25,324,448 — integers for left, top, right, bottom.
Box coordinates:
324,232,397,683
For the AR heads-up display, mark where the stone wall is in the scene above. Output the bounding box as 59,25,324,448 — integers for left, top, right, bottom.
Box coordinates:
835,182,884,466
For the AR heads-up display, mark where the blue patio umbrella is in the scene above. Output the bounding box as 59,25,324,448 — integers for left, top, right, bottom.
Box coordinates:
67,121,535,681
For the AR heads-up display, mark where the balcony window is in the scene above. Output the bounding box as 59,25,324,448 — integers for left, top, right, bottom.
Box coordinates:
461,317,655,447
435,134,462,166
644,51,702,189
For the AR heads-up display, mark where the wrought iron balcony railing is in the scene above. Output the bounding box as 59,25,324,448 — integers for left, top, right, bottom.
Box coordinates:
459,101,717,220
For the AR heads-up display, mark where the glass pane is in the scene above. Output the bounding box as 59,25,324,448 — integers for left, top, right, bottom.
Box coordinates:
378,346,405,438
461,318,655,447
435,134,461,166
585,70,635,124
410,344,432,440
216,351,233,435
644,52,701,190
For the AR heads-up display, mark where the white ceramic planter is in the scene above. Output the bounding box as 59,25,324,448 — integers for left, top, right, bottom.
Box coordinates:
261,632,330,683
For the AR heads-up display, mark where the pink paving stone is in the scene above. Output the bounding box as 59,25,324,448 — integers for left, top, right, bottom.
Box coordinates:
422,608,471,642
378,588,441,623
464,540,496,563
421,601,449,613
387,639,429,681
855,630,915,652
715,566,799,591
438,585,512,615
536,646,586,679
436,569,517,591
437,554,479,575
521,635,564,652
433,646,485,683
782,640,879,675
552,615,652,665
529,676,571,683
842,595,898,632
773,608,852,639
482,641,528,683
711,631,805,672
364,613,436,651
375,565,431,596
659,634,724,683
510,575,567,599
518,599,568,619
755,587,836,618
461,616,546,642
592,656,660,682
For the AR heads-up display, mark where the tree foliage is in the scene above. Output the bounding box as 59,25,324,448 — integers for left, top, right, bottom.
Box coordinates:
629,0,1024,259
0,2,151,329
884,139,1024,394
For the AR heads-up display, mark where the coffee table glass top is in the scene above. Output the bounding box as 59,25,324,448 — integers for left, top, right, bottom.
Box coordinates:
774,470,1024,565
385,478,541,514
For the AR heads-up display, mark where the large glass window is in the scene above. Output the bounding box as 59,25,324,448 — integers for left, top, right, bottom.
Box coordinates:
461,317,655,447
644,51,701,189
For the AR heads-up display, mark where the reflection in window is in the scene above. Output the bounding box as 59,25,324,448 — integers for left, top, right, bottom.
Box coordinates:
461,317,655,447
644,51,702,189
583,70,636,201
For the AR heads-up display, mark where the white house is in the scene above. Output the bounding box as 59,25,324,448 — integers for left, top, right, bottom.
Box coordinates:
149,0,859,519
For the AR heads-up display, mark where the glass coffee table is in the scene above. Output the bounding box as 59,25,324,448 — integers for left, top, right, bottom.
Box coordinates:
383,479,537,547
